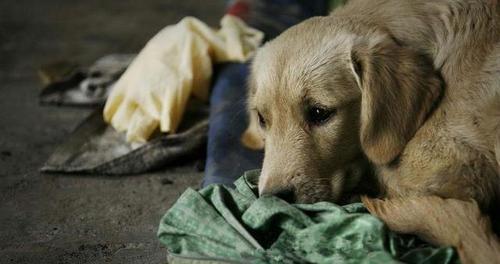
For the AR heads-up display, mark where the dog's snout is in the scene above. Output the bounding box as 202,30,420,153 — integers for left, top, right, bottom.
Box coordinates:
260,187,296,203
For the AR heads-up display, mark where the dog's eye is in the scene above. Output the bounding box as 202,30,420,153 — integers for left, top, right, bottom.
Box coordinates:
306,106,336,126
257,112,266,128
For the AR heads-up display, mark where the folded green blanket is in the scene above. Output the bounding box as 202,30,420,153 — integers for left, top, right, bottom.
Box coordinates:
158,170,458,264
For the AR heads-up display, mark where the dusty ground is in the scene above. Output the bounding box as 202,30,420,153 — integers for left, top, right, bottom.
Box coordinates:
0,1,224,263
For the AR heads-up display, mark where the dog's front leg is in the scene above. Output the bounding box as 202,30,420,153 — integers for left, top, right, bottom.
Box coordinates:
362,196,500,264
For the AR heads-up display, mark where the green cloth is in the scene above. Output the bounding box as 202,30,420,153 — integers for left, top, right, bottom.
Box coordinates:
158,170,458,263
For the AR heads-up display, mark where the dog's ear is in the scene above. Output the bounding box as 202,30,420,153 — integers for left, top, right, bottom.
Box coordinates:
350,38,443,165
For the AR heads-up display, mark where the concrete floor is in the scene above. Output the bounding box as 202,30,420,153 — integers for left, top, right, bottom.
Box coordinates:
0,1,224,263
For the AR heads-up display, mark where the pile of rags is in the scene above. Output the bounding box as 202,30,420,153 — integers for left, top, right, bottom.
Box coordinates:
40,15,263,175
158,170,458,264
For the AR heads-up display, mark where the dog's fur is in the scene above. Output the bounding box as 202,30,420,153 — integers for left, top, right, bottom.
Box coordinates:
243,0,500,259
363,195,500,264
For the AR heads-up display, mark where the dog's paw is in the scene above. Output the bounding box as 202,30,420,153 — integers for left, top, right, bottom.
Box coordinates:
241,126,264,150
361,195,476,246
362,196,423,237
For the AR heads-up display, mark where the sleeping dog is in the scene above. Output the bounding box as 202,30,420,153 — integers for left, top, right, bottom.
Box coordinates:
243,0,500,260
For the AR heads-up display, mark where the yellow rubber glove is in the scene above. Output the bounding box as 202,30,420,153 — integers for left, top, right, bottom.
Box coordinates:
103,15,263,143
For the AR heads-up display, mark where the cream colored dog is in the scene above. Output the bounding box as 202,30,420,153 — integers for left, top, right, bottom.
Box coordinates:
243,0,500,243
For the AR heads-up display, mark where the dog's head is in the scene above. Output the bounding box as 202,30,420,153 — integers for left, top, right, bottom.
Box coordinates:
243,17,442,203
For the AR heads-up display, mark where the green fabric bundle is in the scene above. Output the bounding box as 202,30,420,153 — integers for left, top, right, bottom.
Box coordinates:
158,170,458,263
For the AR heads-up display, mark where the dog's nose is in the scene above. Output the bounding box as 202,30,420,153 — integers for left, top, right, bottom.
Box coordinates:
260,187,296,203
